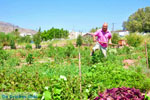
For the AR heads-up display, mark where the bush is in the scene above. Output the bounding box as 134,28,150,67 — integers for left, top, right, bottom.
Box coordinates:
122,46,131,54
18,36,32,44
112,33,120,44
41,28,69,41
25,44,32,50
26,53,34,64
10,40,16,49
126,33,143,47
76,35,82,47
65,44,75,57
33,31,42,49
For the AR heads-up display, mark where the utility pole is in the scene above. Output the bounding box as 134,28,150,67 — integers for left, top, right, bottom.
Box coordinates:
112,23,115,33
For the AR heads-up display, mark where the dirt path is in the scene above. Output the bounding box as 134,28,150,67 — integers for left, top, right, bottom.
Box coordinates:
123,59,137,69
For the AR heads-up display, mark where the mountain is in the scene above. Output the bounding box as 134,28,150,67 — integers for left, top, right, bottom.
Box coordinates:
0,21,37,35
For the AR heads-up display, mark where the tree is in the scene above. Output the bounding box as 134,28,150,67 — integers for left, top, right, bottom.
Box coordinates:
122,21,127,30
33,28,42,48
123,6,150,32
143,7,150,32
12,29,20,43
41,28,69,41
13,29,20,36
76,34,82,47
90,27,101,33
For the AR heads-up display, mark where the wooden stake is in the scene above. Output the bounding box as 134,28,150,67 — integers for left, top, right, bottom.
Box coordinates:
78,47,82,100
145,41,149,68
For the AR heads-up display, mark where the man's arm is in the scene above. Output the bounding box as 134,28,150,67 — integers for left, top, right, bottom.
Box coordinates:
92,30,99,42
108,38,112,45
93,35,96,42
108,31,112,45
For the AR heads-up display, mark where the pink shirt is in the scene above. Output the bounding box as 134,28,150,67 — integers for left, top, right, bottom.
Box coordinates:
94,29,112,48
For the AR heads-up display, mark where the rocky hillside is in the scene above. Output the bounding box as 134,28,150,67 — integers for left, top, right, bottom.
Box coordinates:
0,21,37,35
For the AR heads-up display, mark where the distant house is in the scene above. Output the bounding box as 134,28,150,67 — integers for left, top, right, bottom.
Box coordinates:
82,33,93,46
20,33,33,37
113,30,129,37
118,31,129,37
69,30,85,39
82,33,93,37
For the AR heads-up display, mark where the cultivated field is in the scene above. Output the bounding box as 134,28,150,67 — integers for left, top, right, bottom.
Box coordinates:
0,35,150,99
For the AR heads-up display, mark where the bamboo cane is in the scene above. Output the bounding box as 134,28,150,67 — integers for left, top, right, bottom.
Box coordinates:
78,47,82,100
145,41,149,68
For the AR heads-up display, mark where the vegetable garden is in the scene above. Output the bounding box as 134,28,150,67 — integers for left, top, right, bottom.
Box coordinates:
0,33,150,100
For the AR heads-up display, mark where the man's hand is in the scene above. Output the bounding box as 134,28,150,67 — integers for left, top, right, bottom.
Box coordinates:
108,42,112,45
93,39,97,42
93,35,97,42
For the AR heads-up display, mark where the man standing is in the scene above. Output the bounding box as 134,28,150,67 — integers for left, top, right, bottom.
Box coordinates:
91,23,112,57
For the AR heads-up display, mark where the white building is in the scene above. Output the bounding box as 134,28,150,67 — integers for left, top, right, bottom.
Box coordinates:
118,31,129,37
20,33,33,37
69,30,85,39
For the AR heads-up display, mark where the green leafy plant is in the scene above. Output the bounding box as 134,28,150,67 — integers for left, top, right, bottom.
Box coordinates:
7,57,20,67
65,44,75,57
145,93,150,100
0,32,15,46
25,44,32,50
76,34,82,47
92,50,105,64
48,44,56,57
0,43,3,50
112,33,120,44
42,88,51,100
18,35,32,44
26,53,34,64
10,40,16,49
0,49,9,66
0,49,9,60
33,28,42,49
126,33,143,47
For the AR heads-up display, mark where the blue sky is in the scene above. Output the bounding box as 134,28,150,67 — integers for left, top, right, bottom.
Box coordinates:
0,0,150,32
